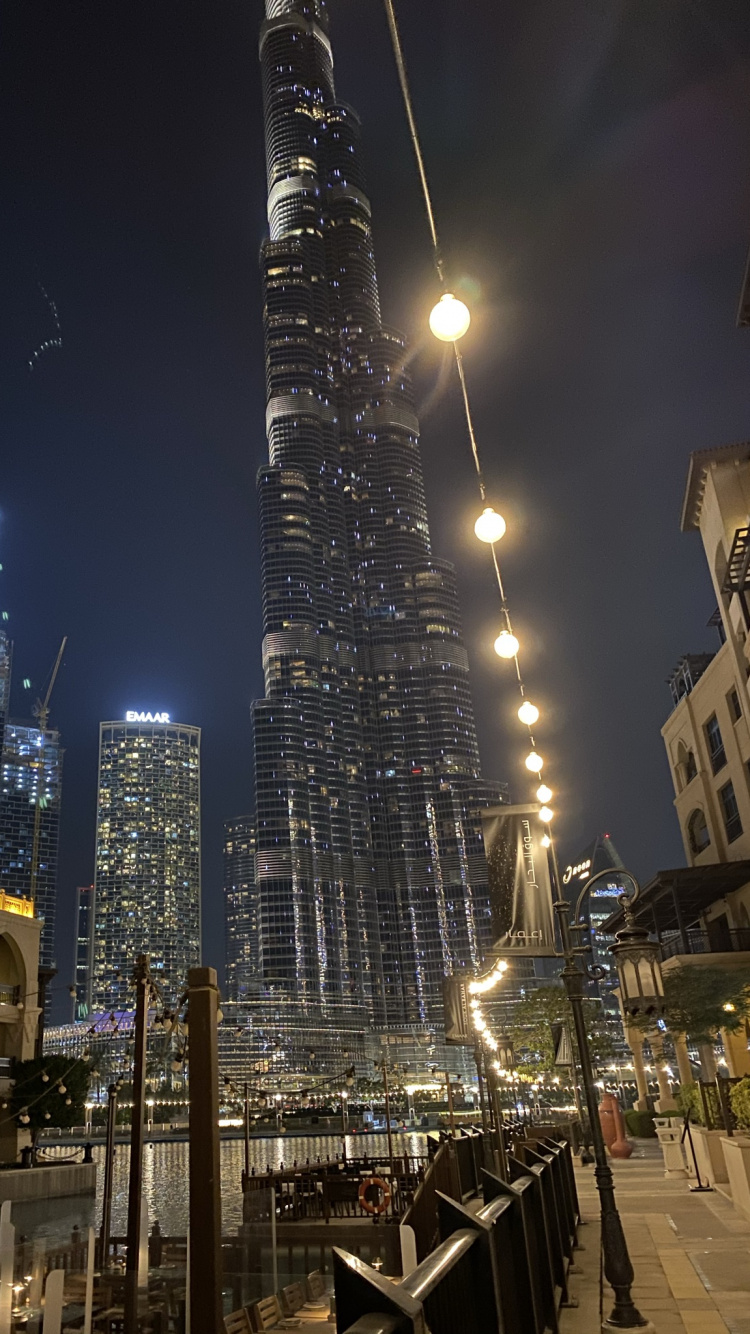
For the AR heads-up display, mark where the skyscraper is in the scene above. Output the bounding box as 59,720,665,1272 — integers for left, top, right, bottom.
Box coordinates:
0,631,11,759
562,833,627,1011
224,817,257,1001
91,713,201,1010
0,625,62,978
243,0,505,1074
74,883,94,1018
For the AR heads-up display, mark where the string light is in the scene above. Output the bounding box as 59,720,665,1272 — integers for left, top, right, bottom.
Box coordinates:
474,507,506,544
518,701,539,726
429,293,470,341
538,806,554,824
494,631,519,659
383,0,565,868
536,785,552,803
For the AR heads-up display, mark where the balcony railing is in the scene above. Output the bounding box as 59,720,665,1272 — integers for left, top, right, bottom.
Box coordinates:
661,928,750,960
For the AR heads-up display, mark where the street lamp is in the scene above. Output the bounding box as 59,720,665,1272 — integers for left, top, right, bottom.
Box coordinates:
554,865,657,1331
608,890,666,1025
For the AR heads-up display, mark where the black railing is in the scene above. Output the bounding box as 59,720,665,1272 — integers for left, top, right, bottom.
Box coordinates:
661,928,750,959
335,1136,579,1334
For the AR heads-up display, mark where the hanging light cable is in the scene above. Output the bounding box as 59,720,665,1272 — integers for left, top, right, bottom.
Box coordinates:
383,0,555,840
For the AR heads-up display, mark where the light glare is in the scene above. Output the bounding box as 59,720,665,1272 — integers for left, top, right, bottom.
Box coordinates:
536,784,552,802
525,751,543,773
539,806,554,823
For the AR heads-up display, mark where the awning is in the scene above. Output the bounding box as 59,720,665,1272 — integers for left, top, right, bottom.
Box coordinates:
603,862,750,936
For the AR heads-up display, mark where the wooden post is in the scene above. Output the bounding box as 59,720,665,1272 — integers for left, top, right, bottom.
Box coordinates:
243,1083,251,1185
381,1060,395,1181
188,967,223,1334
444,1071,456,1135
124,955,150,1334
99,1082,118,1267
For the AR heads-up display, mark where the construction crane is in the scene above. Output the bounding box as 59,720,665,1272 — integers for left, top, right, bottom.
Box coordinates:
29,635,67,905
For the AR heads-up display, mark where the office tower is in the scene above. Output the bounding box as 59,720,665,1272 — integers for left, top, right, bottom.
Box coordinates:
74,884,94,1018
224,817,257,1001
245,0,505,1074
91,714,201,1010
0,632,11,759
562,833,626,1010
0,720,62,972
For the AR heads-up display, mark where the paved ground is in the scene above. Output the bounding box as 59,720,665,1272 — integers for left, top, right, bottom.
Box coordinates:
562,1139,750,1334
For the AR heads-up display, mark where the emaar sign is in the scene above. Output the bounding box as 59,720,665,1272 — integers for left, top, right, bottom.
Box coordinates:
126,711,170,724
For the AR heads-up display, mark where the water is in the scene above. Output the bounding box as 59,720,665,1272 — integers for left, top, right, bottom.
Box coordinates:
38,1132,428,1240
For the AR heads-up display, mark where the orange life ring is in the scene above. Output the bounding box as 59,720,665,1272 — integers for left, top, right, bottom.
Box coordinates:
358,1175,391,1215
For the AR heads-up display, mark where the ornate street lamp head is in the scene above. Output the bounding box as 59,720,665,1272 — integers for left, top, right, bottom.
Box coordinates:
609,890,666,1024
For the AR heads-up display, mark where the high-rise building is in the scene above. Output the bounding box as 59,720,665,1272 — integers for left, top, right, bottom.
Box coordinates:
561,833,626,1011
0,632,11,759
242,0,505,1076
0,720,62,973
91,713,201,1011
74,884,94,1019
224,817,256,1001
0,630,63,984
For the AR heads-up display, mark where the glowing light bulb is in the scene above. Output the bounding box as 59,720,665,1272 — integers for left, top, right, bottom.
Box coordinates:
429,292,471,342
474,507,506,544
525,751,543,773
539,806,554,823
541,834,551,848
518,701,539,726
536,784,552,803
494,631,519,659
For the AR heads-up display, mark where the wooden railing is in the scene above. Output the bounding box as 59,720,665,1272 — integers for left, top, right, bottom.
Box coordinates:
242,1152,428,1223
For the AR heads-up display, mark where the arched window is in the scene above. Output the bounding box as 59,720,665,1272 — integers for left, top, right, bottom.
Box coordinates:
687,809,710,855
676,742,697,790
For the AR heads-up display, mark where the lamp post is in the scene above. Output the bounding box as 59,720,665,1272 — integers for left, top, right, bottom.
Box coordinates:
554,865,662,1332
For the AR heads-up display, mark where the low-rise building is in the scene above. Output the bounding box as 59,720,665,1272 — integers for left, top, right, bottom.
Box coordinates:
662,443,750,904
0,890,42,1159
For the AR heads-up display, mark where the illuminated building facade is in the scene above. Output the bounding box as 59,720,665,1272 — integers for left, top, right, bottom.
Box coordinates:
74,884,95,1018
246,0,505,1072
0,720,62,972
562,833,626,1010
224,817,257,1001
0,632,11,758
91,716,201,1011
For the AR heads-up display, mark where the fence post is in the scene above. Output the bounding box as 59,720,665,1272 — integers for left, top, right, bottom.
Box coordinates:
188,966,223,1334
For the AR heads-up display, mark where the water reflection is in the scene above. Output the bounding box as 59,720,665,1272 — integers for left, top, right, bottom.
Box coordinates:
42,1132,428,1237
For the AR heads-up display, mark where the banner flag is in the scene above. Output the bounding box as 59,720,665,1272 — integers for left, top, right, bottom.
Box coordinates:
481,803,557,956
551,1022,573,1067
443,976,473,1046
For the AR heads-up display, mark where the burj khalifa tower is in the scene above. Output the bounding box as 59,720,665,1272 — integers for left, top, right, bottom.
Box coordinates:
236,0,506,1074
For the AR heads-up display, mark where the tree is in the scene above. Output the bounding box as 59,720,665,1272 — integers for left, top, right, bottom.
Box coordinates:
10,1054,90,1143
508,984,615,1075
644,964,750,1046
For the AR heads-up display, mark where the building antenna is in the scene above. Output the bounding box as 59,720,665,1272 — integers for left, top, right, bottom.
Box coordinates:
29,636,67,904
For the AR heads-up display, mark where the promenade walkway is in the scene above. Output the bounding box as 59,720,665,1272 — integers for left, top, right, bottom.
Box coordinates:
562,1139,750,1334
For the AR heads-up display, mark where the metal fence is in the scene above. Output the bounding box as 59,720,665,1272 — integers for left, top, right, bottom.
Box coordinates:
335,1135,579,1334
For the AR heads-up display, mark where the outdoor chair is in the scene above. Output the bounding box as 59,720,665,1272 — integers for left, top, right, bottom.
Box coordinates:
247,1293,283,1330
305,1271,326,1301
280,1282,306,1315
224,1311,253,1334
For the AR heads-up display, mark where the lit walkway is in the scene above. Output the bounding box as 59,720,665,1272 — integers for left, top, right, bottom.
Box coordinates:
562,1140,750,1334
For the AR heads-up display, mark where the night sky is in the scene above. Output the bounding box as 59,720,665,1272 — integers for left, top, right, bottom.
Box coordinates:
2,0,750,1020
